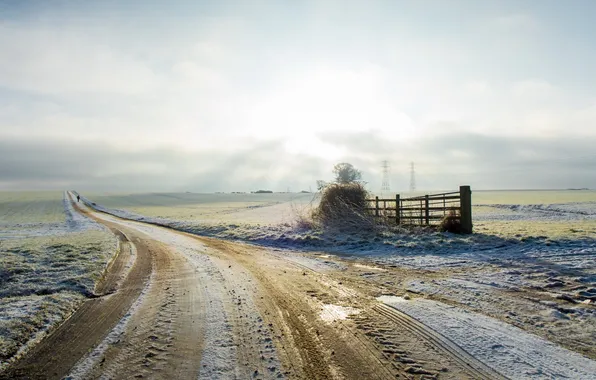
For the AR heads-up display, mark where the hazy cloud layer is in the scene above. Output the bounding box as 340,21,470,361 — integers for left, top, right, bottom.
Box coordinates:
1,1,596,191
1,134,594,192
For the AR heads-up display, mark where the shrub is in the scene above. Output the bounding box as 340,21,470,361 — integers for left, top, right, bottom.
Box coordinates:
293,208,317,230
313,182,375,230
438,210,462,233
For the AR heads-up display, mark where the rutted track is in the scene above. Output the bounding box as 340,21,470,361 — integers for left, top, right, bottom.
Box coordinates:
373,304,507,380
192,237,400,379
264,249,507,379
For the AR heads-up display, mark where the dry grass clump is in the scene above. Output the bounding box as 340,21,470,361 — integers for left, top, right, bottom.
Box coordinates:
312,183,375,231
438,210,463,233
293,210,317,230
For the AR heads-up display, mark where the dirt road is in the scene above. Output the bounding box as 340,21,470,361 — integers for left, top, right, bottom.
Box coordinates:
2,196,505,379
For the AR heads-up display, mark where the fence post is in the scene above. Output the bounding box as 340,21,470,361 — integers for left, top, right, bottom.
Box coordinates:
375,196,379,217
425,195,430,225
443,195,446,216
395,194,400,225
460,185,473,234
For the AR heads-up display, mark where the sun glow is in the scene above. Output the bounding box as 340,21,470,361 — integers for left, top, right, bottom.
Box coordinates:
283,133,343,160
246,66,420,145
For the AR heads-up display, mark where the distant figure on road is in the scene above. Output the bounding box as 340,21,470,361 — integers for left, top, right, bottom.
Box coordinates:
77,195,80,203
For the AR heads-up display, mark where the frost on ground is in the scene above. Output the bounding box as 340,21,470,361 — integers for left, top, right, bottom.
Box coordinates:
80,190,596,363
79,190,595,253
475,202,596,223
379,296,596,379
0,192,116,370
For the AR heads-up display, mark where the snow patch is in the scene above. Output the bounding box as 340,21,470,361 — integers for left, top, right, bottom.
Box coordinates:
353,263,386,271
320,304,360,322
380,297,596,379
376,295,408,303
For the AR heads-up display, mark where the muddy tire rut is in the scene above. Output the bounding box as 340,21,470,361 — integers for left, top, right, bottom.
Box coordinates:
84,238,206,379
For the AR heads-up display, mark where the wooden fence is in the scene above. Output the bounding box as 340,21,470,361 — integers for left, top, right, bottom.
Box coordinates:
366,185,472,233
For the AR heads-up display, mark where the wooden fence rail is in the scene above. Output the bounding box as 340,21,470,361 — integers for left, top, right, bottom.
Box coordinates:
366,185,472,233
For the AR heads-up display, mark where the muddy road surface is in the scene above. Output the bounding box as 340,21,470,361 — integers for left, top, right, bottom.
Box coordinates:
2,197,509,379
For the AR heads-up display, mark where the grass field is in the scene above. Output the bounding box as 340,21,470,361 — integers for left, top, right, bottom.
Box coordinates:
0,192,116,369
473,189,596,205
84,191,316,225
0,192,66,226
472,190,596,238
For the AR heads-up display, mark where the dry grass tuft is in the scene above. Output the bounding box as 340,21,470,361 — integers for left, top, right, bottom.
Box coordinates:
438,210,463,234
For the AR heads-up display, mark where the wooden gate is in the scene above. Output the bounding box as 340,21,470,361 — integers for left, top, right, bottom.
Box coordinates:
366,185,472,233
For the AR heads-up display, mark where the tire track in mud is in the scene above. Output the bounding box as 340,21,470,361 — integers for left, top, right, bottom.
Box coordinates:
116,223,285,379
0,213,152,380
246,246,507,379
193,239,339,379
260,251,410,378
196,238,401,379
94,228,134,296
373,304,507,380
83,237,206,380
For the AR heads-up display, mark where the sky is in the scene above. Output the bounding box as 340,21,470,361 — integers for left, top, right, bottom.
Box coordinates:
1,0,595,192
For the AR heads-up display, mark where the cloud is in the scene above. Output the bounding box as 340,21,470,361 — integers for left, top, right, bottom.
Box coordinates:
492,13,540,32
318,130,596,190
511,79,560,104
0,22,159,95
4,130,594,192
1,2,596,192
0,137,331,192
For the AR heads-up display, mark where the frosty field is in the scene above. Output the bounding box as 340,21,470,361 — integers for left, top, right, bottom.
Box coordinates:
83,189,596,243
0,192,116,370
83,191,316,225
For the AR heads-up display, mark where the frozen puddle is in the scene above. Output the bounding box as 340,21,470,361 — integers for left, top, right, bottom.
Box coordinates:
320,304,360,323
353,263,387,272
378,296,596,379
